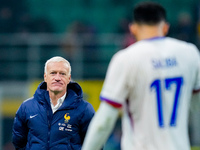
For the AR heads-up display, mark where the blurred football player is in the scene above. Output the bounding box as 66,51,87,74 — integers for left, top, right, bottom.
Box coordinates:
82,1,200,150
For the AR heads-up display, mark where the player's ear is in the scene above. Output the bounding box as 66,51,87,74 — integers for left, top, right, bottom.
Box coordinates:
163,22,170,36
129,23,137,36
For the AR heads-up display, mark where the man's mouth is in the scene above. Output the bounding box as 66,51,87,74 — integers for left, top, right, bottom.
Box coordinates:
52,82,63,86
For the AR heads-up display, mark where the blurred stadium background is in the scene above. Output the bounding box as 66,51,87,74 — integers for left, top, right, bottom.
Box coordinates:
0,0,200,149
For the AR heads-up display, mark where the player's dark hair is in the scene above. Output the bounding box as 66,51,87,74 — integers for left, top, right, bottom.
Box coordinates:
133,1,167,25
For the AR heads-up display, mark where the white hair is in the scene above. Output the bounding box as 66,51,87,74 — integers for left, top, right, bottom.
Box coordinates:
44,56,71,75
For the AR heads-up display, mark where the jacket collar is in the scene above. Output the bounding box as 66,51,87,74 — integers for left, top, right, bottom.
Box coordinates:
34,81,83,109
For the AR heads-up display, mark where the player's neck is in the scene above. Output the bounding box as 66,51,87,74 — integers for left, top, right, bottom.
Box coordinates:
136,26,165,41
133,21,169,41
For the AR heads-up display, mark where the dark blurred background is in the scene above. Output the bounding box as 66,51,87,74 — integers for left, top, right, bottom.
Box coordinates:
0,0,200,149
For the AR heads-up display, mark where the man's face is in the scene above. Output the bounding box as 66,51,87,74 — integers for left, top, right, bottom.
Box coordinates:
44,61,71,95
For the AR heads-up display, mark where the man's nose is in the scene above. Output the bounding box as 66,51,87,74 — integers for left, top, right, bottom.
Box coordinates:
55,73,61,80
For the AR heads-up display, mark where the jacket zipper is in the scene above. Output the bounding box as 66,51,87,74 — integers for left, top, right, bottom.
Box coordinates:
47,108,52,149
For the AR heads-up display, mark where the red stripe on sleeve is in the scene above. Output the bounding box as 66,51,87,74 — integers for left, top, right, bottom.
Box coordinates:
193,88,200,94
100,96,122,108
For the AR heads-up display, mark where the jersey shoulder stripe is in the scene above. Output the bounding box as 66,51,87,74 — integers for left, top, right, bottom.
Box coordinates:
100,96,122,108
193,88,200,94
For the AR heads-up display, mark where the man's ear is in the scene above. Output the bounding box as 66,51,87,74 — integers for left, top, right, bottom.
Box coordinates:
44,73,47,82
68,75,71,84
163,23,170,36
129,23,137,36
